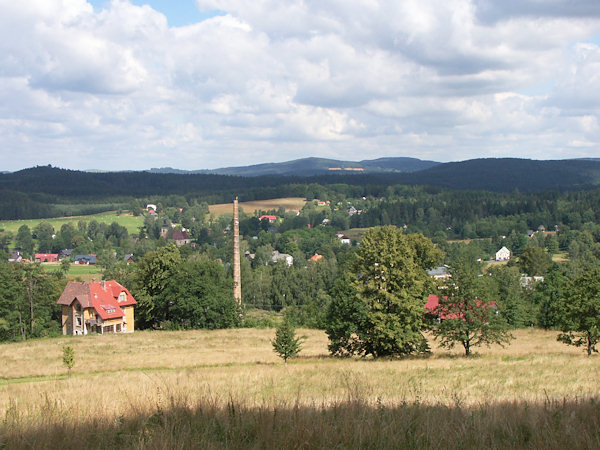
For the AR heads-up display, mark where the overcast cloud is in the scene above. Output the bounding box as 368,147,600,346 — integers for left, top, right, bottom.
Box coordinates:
0,0,599,171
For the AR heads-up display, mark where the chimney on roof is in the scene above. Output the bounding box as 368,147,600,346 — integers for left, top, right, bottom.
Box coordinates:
100,280,106,290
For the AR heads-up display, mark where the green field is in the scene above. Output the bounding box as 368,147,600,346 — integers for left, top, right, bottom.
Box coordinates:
0,211,143,236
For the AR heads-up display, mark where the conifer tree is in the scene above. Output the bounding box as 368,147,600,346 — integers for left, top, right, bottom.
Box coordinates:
272,317,302,364
62,345,75,378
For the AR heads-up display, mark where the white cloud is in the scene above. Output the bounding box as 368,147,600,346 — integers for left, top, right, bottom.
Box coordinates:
0,0,600,171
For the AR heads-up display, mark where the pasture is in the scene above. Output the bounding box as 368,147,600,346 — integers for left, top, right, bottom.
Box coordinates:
1,328,599,448
0,211,143,236
208,197,307,217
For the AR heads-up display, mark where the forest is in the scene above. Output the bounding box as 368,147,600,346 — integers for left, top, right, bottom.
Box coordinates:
2,165,600,355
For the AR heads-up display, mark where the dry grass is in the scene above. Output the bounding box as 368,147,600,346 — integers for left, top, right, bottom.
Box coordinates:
1,328,600,448
552,252,570,262
208,197,307,217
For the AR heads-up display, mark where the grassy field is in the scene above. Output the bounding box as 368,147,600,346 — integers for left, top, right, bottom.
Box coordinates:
1,328,599,448
0,211,143,236
208,197,307,217
33,263,104,282
552,252,570,262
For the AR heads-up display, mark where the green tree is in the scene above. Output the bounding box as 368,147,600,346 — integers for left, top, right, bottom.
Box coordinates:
489,265,532,328
161,258,240,329
556,268,600,356
518,246,551,276
431,251,513,356
33,222,55,253
271,317,302,364
16,225,34,258
133,245,181,329
325,273,367,356
329,226,442,357
60,258,71,276
62,345,75,378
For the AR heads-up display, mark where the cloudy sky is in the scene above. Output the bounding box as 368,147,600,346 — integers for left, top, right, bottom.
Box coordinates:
1,0,600,171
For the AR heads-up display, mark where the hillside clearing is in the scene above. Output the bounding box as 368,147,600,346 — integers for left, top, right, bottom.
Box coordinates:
0,211,143,236
208,197,306,217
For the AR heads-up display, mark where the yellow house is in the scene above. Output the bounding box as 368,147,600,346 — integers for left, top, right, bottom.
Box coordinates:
57,280,137,335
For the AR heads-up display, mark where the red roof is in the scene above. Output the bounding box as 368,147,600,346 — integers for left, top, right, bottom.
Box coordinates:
308,253,323,262
426,294,495,320
35,253,58,262
57,280,137,320
259,215,277,222
172,230,190,240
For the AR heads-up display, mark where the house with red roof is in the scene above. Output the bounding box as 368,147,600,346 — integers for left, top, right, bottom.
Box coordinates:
308,253,323,262
259,215,277,223
35,253,58,263
171,229,191,247
425,294,496,320
57,280,137,335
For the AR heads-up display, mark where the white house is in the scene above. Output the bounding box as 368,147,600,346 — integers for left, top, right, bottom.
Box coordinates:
336,234,351,245
495,246,511,261
271,250,294,266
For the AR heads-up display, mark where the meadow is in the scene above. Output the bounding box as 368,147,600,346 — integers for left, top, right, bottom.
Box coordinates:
0,211,143,236
1,328,599,448
208,197,307,217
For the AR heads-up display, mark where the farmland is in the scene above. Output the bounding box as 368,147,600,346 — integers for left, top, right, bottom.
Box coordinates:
0,211,143,236
1,328,599,448
208,197,307,217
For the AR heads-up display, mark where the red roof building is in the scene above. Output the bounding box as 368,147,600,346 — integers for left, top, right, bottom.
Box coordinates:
308,253,323,262
425,294,496,320
57,280,137,335
259,215,277,223
171,230,191,247
35,253,58,263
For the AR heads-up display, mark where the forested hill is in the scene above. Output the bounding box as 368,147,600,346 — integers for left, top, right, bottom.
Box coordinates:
401,158,600,192
149,156,440,176
1,158,600,200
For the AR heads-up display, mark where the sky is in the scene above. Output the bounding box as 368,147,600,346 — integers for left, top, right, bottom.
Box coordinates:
1,0,600,171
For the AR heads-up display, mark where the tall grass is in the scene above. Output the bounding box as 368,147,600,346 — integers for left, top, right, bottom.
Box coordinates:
1,328,599,448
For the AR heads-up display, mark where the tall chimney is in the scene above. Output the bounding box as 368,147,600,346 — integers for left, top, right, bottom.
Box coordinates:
233,197,242,304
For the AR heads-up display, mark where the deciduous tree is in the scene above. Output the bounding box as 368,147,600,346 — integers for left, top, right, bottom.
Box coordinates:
327,226,442,357
556,268,600,356
431,250,513,356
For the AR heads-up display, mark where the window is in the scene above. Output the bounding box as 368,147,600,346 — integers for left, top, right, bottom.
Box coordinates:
76,317,82,326
118,292,126,303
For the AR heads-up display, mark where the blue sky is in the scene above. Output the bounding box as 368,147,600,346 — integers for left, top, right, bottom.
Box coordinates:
1,0,600,171
88,1,224,26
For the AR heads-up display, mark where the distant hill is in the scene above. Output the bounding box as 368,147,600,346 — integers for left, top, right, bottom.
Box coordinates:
1,159,600,203
403,158,600,192
149,156,440,176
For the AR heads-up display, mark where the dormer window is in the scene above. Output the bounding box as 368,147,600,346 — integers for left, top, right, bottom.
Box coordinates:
118,292,126,303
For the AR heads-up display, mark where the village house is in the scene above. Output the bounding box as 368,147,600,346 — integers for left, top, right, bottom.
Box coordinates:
495,246,511,261
57,280,136,335
59,249,73,260
171,230,191,247
427,265,451,280
308,253,323,262
74,254,96,265
336,234,351,245
35,253,58,263
8,252,22,263
271,250,293,266
259,215,277,223
425,294,496,320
